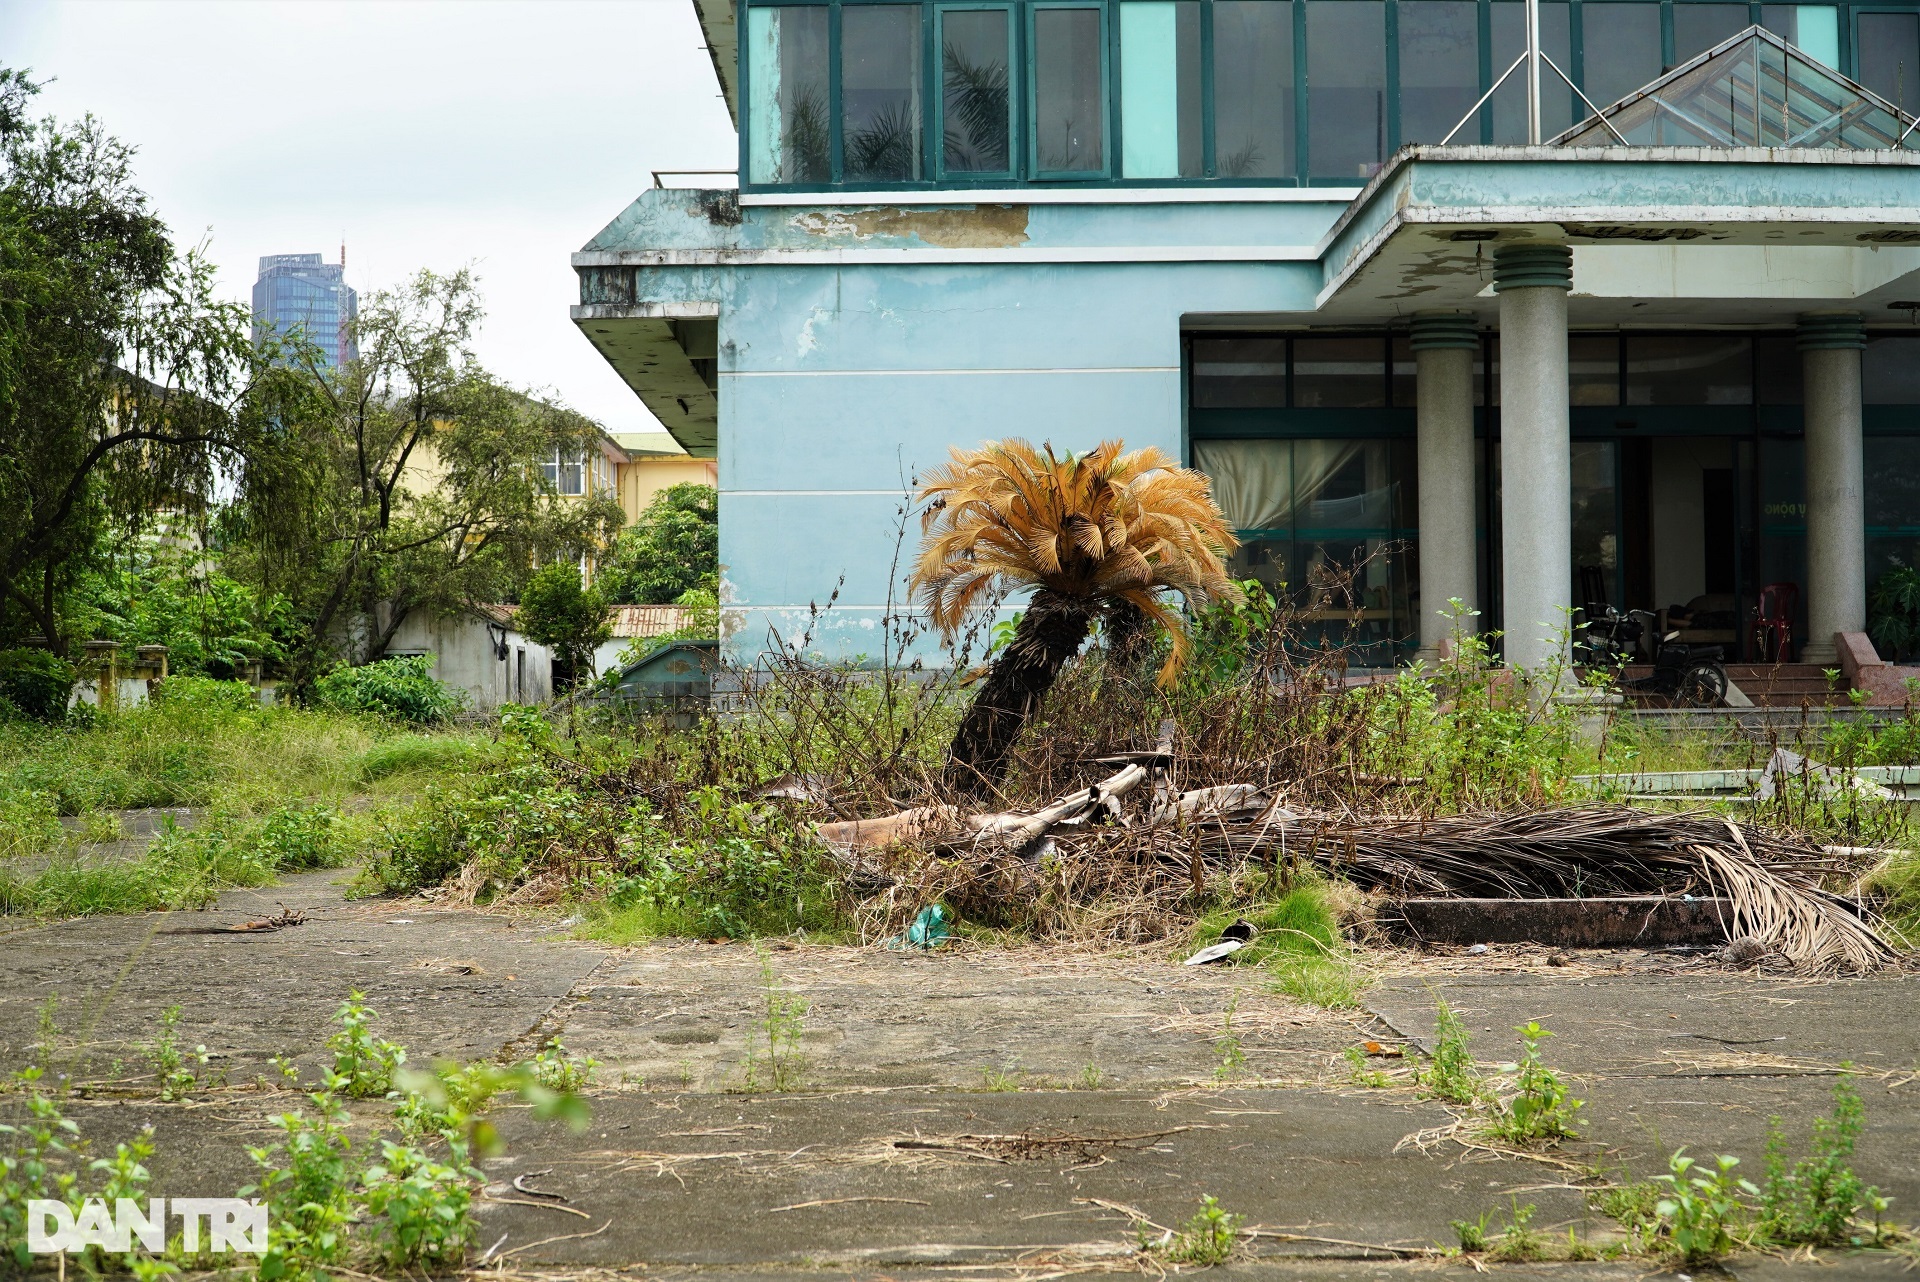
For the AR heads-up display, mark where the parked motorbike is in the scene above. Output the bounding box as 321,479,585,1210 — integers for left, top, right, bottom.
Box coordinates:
1574,605,1729,707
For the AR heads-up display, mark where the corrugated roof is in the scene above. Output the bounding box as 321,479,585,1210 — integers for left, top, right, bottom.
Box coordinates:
607,604,691,638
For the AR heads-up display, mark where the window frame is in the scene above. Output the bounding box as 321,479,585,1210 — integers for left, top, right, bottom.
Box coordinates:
732,0,1894,192
1026,0,1113,178
934,1,1022,181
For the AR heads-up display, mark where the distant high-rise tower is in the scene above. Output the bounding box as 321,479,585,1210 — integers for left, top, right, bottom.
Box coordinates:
251,251,358,369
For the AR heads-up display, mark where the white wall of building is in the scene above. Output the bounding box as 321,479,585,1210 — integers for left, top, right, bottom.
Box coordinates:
386,611,553,708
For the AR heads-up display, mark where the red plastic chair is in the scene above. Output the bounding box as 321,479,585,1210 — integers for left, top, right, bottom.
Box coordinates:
1751,582,1797,663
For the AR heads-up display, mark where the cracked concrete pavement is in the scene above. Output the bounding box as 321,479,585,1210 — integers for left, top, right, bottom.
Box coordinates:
3,872,1918,1279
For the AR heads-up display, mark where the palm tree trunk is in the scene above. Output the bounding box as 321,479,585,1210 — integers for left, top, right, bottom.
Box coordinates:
1102,599,1155,676
944,589,1091,796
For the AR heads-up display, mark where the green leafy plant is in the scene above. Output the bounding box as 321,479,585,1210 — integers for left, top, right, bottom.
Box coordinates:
359,1139,473,1269
326,992,407,1098
1155,1196,1243,1266
0,648,76,723
1654,1149,1756,1263
1451,1208,1495,1253
244,1092,356,1280
1869,564,1920,660
530,1035,597,1093
1487,1200,1547,1262
741,943,807,1092
596,482,718,606
1343,1045,1391,1088
1758,1070,1882,1245
150,1004,209,1101
516,560,612,689
254,802,341,871
1414,998,1481,1104
314,655,466,726
1487,1021,1583,1143
0,1068,82,1267
1214,992,1247,1081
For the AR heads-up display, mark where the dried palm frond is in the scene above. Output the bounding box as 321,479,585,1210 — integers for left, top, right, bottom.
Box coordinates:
912,438,1239,686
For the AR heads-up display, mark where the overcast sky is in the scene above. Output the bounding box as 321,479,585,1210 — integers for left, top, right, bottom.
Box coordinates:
0,0,736,434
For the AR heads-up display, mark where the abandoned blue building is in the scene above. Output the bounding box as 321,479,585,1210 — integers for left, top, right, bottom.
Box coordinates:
574,0,1920,672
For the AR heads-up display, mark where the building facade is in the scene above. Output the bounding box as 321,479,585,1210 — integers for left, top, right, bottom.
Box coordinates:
252,252,359,370
575,0,1920,669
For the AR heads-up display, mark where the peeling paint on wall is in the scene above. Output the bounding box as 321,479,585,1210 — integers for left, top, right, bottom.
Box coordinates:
788,205,1031,248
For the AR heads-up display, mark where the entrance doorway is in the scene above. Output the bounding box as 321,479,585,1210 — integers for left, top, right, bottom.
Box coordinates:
1570,435,1751,657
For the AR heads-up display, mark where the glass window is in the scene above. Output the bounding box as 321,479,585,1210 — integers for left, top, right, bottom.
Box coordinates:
1033,6,1106,172
1399,1,1481,143
1570,440,1620,608
1390,333,1416,406
1857,11,1920,112
1866,439,1920,610
1582,3,1664,109
941,9,1013,173
1307,1,1387,180
1756,336,1803,404
1191,337,1288,406
1120,1,1203,177
546,451,586,496
1490,1,1572,139
1761,4,1840,67
1294,336,1386,407
1625,336,1753,405
1674,4,1751,65
1866,336,1920,402
747,6,830,184
1213,1,1295,178
842,6,923,181
1570,334,1621,406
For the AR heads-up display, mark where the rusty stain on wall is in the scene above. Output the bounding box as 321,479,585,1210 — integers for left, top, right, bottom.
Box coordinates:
789,205,1031,247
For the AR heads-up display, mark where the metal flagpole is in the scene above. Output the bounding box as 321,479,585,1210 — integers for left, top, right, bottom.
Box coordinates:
1526,0,1542,142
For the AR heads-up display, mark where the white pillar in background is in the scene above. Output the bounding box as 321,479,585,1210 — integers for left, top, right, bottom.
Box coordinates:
1411,312,1480,661
1493,244,1574,673
1798,311,1866,665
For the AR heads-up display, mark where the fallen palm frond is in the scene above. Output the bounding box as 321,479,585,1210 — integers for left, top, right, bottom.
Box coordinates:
827,784,1896,974
1257,807,1893,975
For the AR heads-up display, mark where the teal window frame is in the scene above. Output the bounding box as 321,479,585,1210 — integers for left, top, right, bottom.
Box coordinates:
735,0,1905,192
934,1,1021,180
1027,1,1112,177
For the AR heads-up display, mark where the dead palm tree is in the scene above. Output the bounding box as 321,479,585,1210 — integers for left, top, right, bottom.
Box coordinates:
911,439,1239,793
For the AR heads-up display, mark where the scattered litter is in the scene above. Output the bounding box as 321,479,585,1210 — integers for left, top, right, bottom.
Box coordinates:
1183,938,1247,966
1464,943,1489,955
885,904,955,951
387,918,414,925
1755,747,1894,801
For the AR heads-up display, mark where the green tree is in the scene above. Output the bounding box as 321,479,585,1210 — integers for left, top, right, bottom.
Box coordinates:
227,268,624,691
0,67,288,651
596,482,717,605
516,561,612,688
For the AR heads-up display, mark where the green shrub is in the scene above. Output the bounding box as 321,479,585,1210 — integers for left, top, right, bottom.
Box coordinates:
256,802,342,871
0,649,76,724
314,656,465,726
149,675,259,714
1416,998,1482,1105
0,788,62,862
1758,1071,1884,1246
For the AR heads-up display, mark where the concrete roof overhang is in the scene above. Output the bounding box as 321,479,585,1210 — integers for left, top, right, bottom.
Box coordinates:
1192,144,1920,330
572,302,719,458
692,0,738,125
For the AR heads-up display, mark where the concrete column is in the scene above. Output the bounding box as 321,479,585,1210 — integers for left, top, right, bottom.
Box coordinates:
1492,244,1574,673
1410,312,1480,661
1798,311,1867,665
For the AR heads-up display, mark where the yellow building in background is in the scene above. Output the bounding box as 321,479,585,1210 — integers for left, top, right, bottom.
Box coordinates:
611,430,716,523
